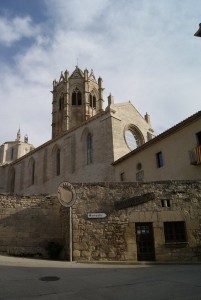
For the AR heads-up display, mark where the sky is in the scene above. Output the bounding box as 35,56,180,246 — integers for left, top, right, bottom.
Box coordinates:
0,0,201,147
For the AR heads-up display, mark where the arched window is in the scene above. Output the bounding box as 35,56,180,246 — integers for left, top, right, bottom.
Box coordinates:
72,88,82,105
87,133,93,164
56,148,60,176
59,95,64,110
29,158,35,185
89,94,96,108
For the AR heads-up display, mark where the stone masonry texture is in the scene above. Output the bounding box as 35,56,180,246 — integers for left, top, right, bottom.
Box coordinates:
0,181,201,262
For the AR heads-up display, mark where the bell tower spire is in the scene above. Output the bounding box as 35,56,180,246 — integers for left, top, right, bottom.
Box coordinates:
51,67,104,139
16,128,21,142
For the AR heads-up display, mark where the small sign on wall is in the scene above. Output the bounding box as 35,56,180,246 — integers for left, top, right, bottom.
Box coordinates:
87,212,107,219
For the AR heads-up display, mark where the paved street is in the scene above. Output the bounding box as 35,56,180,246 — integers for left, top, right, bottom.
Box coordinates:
0,255,201,300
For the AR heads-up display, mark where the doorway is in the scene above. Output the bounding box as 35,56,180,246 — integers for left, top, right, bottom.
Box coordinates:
135,222,155,261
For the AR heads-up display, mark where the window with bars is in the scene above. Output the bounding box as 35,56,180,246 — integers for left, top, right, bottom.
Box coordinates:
164,221,187,243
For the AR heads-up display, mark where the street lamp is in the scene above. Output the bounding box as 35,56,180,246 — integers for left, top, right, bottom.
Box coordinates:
194,23,201,37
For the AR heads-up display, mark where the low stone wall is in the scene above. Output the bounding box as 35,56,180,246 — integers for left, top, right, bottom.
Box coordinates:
0,181,201,262
0,194,64,259
69,181,201,262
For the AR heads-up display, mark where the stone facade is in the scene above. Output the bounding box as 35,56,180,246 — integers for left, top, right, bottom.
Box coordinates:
0,67,153,195
0,181,201,262
68,182,201,262
52,67,104,138
0,194,64,259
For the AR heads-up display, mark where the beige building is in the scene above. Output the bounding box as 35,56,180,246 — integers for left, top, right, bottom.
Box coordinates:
0,66,154,195
113,111,201,182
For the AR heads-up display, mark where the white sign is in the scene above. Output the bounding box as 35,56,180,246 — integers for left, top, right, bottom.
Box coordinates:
57,181,76,207
87,213,107,219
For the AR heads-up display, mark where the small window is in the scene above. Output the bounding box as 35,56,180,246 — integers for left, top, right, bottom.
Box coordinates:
196,131,201,145
120,172,125,181
164,221,186,243
156,151,164,168
161,199,171,207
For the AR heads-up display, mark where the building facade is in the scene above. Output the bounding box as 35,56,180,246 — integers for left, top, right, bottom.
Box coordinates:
1,181,201,262
0,67,154,195
113,111,201,182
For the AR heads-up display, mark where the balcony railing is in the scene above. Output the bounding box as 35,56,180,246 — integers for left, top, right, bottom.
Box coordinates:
189,146,201,165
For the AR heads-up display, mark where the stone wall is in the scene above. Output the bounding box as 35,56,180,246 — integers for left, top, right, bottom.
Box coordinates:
69,181,201,262
0,181,201,263
0,194,64,259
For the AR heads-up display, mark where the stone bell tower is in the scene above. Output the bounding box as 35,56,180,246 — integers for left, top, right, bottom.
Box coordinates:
51,66,104,139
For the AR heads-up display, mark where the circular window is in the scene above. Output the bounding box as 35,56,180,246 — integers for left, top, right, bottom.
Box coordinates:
125,130,138,150
124,125,144,151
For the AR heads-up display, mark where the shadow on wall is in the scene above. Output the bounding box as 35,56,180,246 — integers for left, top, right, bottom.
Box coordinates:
0,199,65,260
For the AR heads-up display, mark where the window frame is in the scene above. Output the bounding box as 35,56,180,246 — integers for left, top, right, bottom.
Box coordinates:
164,221,187,244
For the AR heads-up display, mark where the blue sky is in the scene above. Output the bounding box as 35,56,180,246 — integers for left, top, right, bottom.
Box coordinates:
0,0,201,147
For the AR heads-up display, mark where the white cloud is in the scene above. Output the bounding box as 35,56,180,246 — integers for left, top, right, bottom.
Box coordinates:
44,0,110,29
0,15,40,46
0,0,201,148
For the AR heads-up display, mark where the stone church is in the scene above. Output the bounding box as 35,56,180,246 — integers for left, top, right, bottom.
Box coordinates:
0,66,154,195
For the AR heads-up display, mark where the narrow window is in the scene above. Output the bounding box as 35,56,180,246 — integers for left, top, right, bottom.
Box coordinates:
72,88,82,105
90,94,93,108
87,133,93,164
56,149,60,176
77,91,82,105
164,222,186,243
29,159,35,185
72,91,77,105
31,160,35,184
11,148,14,160
89,94,96,108
93,96,96,108
156,151,164,168
120,172,125,181
59,95,64,110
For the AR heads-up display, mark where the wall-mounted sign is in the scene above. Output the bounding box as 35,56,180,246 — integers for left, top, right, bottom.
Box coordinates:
87,213,107,219
57,181,76,207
